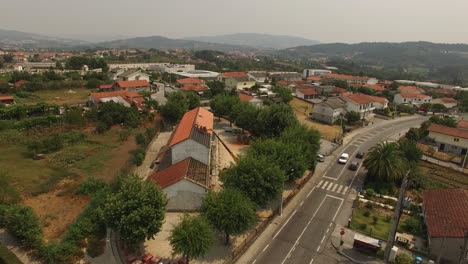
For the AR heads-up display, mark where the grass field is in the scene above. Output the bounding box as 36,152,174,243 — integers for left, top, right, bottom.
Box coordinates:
289,98,341,141
0,243,23,264
14,88,91,105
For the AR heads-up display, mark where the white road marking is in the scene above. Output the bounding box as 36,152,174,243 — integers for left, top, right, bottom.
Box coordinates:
331,183,338,192
318,180,323,187
309,258,314,264
323,176,338,180
342,186,349,194
337,185,343,193
321,181,329,189
332,196,345,221
307,187,315,198
326,182,333,191
280,196,328,264
274,209,297,238
321,235,326,244
252,260,257,264
299,201,304,207
262,244,270,252
316,245,321,252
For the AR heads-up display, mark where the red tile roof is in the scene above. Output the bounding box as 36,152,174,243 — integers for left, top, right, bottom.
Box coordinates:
428,123,468,139
222,72,247,78
343,93,388,105
423,189,468,238
115,80,150,88
398,86,420,93
297,88,319,96
148,158,190,188
334,87,348,94
14,80,28,88
168,107,214,147
323,73,369,81
307,76,322,82
239,93,254,102
180,85,207,92
99,84,113,89
90,90,144,109
177,78,205,85
276,80,290,86
398,93,431,99
457,120,468,130
0,96,15,102
439,97,458,104
358,84,385,91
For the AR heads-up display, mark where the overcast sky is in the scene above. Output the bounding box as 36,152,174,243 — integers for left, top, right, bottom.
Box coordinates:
2,0,468,43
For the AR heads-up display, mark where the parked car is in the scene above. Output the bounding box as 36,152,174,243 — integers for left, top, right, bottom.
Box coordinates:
356,152,365,159
338,153,349,164
317,154,325,162
348,161,359,171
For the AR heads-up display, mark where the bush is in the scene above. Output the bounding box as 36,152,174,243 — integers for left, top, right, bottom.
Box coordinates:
366,188,375,197
372,216,378,225
401,217,422,235
385,215,392,223
135,132,146,147
365,202,374,209
132,148,145,166
76,178,108,195
395,253,413,264
4,205,43,248
363,210,371,217
119,129,131,141
359,223,367,230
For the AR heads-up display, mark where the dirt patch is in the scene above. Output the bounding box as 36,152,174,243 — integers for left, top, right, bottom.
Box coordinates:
23,179,90,241
96,136,138,182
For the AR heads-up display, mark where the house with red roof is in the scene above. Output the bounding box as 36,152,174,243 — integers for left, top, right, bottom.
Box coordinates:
148,107,214,210
88,90,145,110
423,189,468,263
357,84,386,92
393,93,432,105
239,93,263,108
296,87,319,100
342,93,389,118
0,95,15,106
457,120,468,131
176,77,205,87
397,86,421,94
428,123,468,156
114,80,150,92
222,72,255,90
98,84,114,91
322,73,372,85
432,97,458,109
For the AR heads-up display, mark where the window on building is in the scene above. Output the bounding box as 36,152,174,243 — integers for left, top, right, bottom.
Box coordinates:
454,138,460,142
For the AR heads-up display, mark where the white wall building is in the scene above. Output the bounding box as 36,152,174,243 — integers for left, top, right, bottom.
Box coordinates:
302,69,332,79
393,93,433,105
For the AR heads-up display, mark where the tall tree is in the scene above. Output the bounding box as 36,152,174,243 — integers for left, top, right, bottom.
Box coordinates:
398,139,422,165
256,104,298,138
280,124,321,166
221,156,285,207
102,175,167,248
201,189,257,245
185,91,201,110
231,101,260,133
363,142,406,182
169,215,214,264
210,95,239,120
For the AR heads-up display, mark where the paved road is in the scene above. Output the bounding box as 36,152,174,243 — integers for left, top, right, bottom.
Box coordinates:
251,117,426,264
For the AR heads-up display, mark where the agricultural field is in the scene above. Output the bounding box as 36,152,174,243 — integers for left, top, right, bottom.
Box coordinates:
13,88,91,106
289,98,340,141
418,161,468,189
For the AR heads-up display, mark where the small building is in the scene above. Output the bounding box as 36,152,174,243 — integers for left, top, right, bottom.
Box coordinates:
269,72,302,82
175,70,221,81
13,65,23,71
302,69,332,79
148,158,210,211
457,120,468,131
239,93,263,108
422,189,468,263
98,84,114,91
109,68,126,80
432,97,458,109
247,71,269,83
117,69,150,82
177,77,205,87
311,97,347,124
0,95,15,106
397,86,421,94
114,80,151,92
296,87,319,100
342,93,389,118
88,90,145,110
222,72,256,90
180,85,208,95
427,123,468,155
393,93,432,105
322,73,370,85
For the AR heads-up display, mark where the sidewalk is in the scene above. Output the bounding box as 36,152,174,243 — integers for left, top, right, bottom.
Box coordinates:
0,229,40,264
134,131,172,180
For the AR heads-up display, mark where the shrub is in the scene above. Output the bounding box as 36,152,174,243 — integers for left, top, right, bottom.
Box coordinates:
76,178,108,195
401,217,422,235
372,216,378,225
4,205,43,248
135,132,146,147
365,202,374,209
395,253,413,264
119,129,131,141
359,223,367,230
366,188,375,197
132,148,145,166
363,210,371,217
385,215,392,223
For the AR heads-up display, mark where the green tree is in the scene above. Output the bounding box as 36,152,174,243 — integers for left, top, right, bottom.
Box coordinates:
231,101,260,133
64,108,86,127
256,104,298,138
363,142,406,182
345,111,361,124
102,175,167,248
221,156,285,207
280,124,321,168
201,189,257,245
432,103,447,113
160,100,187,126
272,86,293,102
249,139,308,182
429,115,457,127
185,91,201,109
169,215,214,264
210,95,239,120
207,80,226,96
405,127,420,141
398,139,422,165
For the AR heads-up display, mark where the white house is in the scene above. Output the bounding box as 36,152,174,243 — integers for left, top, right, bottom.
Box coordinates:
342,93,389,118
239,93,263,108
116,69,150,82
302,69,332,79
296,88,319,100
432,97,458,109
311,97,347,124
393,93,432,105
248,71,269,83
427,123,468,156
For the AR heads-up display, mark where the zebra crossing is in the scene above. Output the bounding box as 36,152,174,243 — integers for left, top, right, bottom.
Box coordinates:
317,180,349,195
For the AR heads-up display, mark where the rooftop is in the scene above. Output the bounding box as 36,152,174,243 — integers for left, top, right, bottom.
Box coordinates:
398,86,421,93
297,88,319,96
115,80,150,88
180,85,207,92
423,189,468,238
168,107,213,147
457,120,468,130
177,78,205,85
148,158,210,189
398,93,431,99
428,123,468,140
239,93,254,102
343,93,388,105
323,73,369,81
359,84,386,91
223,72,247,78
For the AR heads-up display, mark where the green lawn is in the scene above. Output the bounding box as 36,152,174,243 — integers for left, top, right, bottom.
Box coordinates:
14,88,92,106
0,243,23,264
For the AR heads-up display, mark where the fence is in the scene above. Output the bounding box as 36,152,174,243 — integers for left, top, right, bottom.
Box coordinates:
222,171,314,264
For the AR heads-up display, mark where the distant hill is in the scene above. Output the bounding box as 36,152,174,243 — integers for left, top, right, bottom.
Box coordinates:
185,33,320,49
93,35,257,52
277,41,468,85
0,28,88,49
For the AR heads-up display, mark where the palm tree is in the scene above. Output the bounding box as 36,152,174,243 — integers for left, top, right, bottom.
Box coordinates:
169,215,214,264
363,141,406,182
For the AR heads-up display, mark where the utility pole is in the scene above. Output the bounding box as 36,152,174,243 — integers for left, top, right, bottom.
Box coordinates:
384,170,410,262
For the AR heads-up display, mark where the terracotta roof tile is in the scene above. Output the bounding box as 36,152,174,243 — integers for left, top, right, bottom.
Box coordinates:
423,189,468,238
0,96,15,101
223,72,247,78
297,88,319,96
428,123,468,139
358,84,386,91
398,93,431,99
115,80,150,88
439,97,458,103
148,158,210,189
323,73,369,81
180,85,207,92
306,76,322,81
239,93,254,102
343,93,388,105
177,78,205,85
99,84,113,89
14,80,28,88
398,86,420,93
457,120,468,130
168,107,213,147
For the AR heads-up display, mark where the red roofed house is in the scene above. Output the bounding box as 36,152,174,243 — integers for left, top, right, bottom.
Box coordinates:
393,93,433,105
148,107,214,210
222,72,255,90
322,73,371,85
98,84,114,91
423,189,468,263
306,76,322,82
114,80,151,92
457,120,468,131
432,97,458,109
357,84,386,92
14,80,28,88
428,123,468,156
397,86,421,94
176,77,205,87
0,96,15,106
342,93,389,118
88,90,145,110
296,87,319,100
239,93,263,108
180,85,208,95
